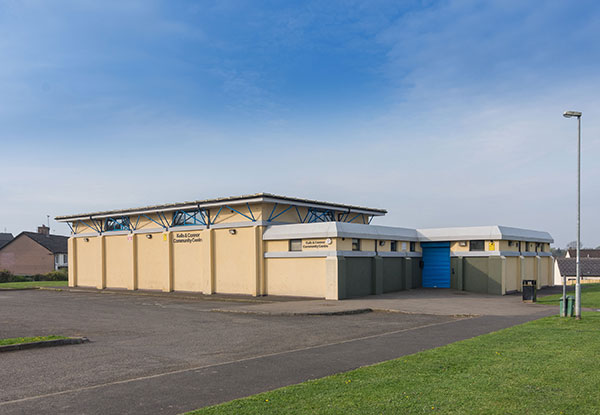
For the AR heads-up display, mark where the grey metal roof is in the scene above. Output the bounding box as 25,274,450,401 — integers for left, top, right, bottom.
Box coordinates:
417,225,553,243
55,193,387,221
263,222,419,241
557,258,600,277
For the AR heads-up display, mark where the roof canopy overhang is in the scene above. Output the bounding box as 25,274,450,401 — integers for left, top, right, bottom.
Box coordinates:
55,193,387,222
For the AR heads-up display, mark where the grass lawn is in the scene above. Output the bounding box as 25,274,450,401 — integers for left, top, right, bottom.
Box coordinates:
190,313,600,415
538,283,600,308
0,281,68,289
0,335,68,346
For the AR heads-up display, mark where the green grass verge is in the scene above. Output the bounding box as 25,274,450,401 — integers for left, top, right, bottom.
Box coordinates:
189,313,600,415
0,281,68,289
0,335,68,346
538,283,600,308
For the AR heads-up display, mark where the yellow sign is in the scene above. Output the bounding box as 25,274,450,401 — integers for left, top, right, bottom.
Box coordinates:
163,234,168,241
488,242,495,250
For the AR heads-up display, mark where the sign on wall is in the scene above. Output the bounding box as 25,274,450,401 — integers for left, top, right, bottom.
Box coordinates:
488,241,495,251
302,238,332,249
173,232,202,244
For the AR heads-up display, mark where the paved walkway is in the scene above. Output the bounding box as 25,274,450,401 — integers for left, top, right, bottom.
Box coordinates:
49,286,558,317
211,288,557,317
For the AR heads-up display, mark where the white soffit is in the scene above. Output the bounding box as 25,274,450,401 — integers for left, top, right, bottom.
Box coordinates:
417,225,553,243
263,222,419,241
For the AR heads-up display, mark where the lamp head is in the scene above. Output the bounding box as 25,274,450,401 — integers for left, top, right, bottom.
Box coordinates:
563,110,582,118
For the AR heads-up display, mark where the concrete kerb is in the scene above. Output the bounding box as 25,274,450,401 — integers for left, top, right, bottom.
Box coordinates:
38,287,275,304
211,307,374,317
0,337,89,353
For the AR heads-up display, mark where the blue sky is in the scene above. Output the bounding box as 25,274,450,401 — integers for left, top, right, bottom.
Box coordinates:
1,0,599,247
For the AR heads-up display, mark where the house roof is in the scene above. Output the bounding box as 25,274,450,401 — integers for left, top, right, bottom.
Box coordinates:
416,225,553,243
557,258,600,277
567,249,600,259
0,232,68,254
55,193,387,222
0,233,13,249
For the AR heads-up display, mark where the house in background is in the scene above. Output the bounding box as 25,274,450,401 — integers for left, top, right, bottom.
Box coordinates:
0,233,13,249
0,225,68,275
554,254,600,286
565,249,600,259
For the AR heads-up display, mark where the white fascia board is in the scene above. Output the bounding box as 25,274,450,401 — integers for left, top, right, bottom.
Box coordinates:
417,225,553,243
417,226,502,242
496,226,554,243
262,222,419,241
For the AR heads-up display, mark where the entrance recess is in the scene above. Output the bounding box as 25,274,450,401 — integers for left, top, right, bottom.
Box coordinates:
421,242,451,288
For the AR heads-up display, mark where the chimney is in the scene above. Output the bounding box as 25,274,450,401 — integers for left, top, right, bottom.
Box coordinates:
38,225,50,235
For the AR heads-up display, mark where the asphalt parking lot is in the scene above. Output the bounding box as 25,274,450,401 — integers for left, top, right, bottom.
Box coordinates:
0,289,555,414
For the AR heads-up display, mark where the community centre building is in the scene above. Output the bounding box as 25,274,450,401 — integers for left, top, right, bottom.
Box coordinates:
56,193,554,300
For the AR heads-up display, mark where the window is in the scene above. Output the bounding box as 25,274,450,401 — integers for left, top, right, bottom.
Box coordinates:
289,239,302,252
105,217,130,231
525,242,530,252
352,238,360,251
469,240,484,251
402,242,407,251
539,244,544,252
508,241,513,247
390,241,398,252
172,210,206,227
409,241,416,252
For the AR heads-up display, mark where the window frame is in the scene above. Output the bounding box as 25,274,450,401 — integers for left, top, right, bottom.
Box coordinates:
390,241,398,252
352,238,361,251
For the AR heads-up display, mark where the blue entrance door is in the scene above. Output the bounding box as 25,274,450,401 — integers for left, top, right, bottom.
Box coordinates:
421,242,451,288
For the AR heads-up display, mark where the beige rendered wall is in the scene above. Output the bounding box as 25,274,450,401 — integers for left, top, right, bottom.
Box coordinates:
137,232,169,290
213,227,258,295
539,256,552,287
522,256,535,281
265,257,327,297
105,235,133,289
504,256,520,292
75,236,102,287
172,230,207,292
211,203,263,225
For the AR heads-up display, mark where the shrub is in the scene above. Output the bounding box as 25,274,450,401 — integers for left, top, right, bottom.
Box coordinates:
0,271,31,283
0,269,67,283
44,269,68,281
0,270,14,283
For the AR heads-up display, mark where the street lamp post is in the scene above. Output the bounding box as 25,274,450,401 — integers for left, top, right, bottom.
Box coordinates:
563,110,582,320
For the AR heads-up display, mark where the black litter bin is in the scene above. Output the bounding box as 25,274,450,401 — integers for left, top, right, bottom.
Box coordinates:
522,280,537,302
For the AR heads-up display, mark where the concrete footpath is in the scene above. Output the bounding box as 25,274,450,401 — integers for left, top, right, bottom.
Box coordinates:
210,288,557,317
